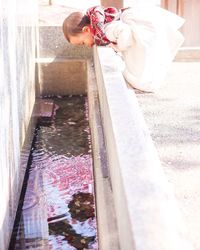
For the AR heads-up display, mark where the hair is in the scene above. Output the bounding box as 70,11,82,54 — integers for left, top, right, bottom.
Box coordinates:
62,12,90,42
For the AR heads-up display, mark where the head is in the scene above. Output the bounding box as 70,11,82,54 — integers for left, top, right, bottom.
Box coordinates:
63,12,94,48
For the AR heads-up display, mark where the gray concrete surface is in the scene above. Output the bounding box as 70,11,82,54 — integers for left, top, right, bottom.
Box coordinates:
94,46,194,250
37,1,92,96
39,26,92,59
36,58,87,95
136,62,200,250
87,61,120,250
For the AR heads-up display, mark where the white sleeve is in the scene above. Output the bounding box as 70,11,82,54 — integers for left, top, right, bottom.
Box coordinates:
105,21,134,51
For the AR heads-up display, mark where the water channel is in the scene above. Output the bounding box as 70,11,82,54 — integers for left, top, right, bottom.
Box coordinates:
10,96,98,250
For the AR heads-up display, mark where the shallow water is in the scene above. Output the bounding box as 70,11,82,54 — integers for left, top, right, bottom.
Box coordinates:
10,96,98,250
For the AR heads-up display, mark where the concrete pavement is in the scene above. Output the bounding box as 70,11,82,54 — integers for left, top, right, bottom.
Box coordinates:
136,61,200,250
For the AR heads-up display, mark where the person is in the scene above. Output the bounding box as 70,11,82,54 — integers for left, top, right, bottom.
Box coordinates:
63,5,185,92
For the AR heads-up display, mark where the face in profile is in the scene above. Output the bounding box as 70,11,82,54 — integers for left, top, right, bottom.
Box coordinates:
69,26,94,48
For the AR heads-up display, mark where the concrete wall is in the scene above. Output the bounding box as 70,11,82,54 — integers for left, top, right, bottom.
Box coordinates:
37,24,91,96
94,46,194,250
0,0,38,248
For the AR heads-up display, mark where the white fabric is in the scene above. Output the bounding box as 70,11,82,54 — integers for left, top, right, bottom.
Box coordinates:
105,6,185,92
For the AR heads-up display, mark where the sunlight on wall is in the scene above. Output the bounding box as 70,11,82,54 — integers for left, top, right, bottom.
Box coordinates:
0,0,38,248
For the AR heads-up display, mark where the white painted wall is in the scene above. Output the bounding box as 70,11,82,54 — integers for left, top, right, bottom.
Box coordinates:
0,0,38,248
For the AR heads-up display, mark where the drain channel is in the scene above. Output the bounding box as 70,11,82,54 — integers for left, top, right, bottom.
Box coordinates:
9,96,98,250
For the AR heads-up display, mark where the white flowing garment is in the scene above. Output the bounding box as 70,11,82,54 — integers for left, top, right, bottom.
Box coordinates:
104,5,185,92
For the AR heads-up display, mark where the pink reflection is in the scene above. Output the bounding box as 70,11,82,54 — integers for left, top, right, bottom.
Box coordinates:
16,97,98,249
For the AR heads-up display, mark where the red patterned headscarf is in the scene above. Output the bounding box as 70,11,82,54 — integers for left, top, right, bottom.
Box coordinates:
86,6,119,46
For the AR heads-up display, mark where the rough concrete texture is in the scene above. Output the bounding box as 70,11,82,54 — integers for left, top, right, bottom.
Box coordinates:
87,61,120,250
39,26,92,59
94,46,194,250
37,58,87,95
136,62,200,250
38,0,93,59
37,0,92,97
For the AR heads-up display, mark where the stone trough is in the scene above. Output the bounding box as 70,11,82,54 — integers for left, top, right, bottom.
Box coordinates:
34,25,194,249
2,7,197,250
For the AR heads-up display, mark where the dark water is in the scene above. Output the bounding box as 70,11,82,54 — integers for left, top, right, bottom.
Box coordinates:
10,96,98,250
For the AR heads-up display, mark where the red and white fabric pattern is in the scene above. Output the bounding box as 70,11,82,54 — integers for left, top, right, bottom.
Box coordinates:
86,6,119,46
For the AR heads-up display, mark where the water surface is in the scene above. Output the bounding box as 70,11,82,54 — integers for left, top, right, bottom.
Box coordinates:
11,96,98,250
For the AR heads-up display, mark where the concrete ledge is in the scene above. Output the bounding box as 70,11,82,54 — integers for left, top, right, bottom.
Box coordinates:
175,47,200,61
87,61,120,250
94,46,194,250
36,58,87,95
39,26,92,59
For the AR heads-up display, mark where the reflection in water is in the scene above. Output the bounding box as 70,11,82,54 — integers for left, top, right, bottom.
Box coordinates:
68,192,95,222
10,96,98,250
49,192,95,249
49,219,95,250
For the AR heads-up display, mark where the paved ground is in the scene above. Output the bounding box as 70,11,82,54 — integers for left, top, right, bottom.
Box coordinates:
136,62,200,250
